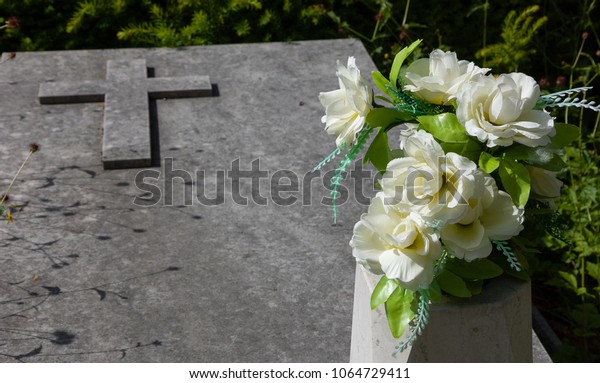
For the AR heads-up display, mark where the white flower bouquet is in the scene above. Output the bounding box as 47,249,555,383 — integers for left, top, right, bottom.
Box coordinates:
314,40,599,355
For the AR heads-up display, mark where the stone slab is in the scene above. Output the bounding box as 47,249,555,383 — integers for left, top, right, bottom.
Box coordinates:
0,39,377,362
38,59,214,170
350,264,551,362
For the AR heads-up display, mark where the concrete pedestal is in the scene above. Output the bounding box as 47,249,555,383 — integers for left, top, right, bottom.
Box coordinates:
350,264,533,362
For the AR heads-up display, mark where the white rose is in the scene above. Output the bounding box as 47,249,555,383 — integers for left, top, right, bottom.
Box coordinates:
441,174,525,261
456,72,555,148
319,57,372,147
350,193,442,290
381,130,479,223
403,49,489,105
527,166,563,200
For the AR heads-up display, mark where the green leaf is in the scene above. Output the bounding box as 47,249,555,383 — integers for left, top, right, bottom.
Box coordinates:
498,159,531,207
587,263,599,280
440,141,482,162
389,149,405,161
418,113,467,142
365,108,414,130
364,128,390,174
465,279,484,295
428,279,442,302
445,258,504,280
547,123,580,149
390,39,422,90
0,204,4,216
531,154,567,172
439,140,482,162
571,304,600,331
385,286,415,338
370,276,399,310
436,269,472,298
467,2,489,17
502,144,567,171
479,152,500,173
558,271,578,290
372,70,392,96
417,113,482,161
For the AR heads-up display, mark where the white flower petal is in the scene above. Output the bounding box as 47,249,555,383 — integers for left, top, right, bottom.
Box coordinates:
380,248,435,290
480,191,524,240
319,57,372,147
527,166,563,200
350,192,442,290
457,72,554,148
404,50,489,105
442,220,486,251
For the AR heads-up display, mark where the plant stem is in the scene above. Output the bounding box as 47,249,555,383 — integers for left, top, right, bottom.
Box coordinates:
371,19,380,41
591,113,600,138
483,0,489,67
343,24,372,43
0,149,34,205
402,0,411,27
579,90,586,131
566,34,587,124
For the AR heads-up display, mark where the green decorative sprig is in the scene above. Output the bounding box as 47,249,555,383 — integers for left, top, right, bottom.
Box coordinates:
387,85,453,117
434,248,451,274
537,86,599,112
311,144,344,173
329,126,373,224
493,240,522,271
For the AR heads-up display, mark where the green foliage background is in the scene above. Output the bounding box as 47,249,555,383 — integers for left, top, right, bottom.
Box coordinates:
1,0,599,362
1,0,596,96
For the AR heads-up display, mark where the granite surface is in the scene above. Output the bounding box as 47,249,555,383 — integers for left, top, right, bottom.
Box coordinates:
0,39,376,362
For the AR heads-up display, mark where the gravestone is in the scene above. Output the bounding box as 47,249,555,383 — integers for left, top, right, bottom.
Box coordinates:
0,39,376,362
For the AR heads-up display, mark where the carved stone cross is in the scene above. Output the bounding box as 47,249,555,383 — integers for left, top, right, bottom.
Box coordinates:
38,59,214,169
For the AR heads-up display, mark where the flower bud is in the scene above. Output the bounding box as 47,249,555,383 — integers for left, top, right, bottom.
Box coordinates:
29,143,40,153
555,74,567,88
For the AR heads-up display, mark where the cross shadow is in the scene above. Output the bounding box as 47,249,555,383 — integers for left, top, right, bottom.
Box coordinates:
147,67,162,168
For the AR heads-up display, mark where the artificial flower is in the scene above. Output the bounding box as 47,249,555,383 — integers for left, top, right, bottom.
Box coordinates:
456,72,555,147
319,57,372,147
527,166,563,200
350,193,442,290
440,174,524,261
381,130,479,223
404,49,489,105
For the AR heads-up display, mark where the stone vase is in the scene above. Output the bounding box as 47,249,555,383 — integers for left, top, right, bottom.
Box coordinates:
350,264,532,362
